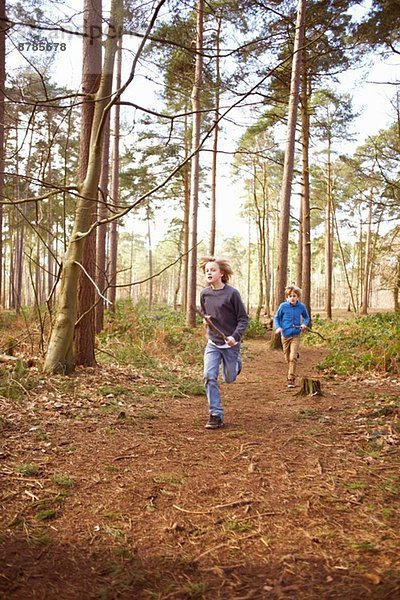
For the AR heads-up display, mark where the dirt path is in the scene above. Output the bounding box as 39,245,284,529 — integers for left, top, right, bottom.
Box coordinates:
1,339,399,599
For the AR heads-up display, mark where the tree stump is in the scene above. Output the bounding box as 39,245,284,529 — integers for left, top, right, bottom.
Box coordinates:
295,377,323,396
270,331,283,350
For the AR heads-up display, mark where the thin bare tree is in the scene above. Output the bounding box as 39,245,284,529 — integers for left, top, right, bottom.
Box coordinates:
107,37,122,312
74,0,102,366
186,0,204,328
273,0,306,310
0,0,6,306
44,0,122,373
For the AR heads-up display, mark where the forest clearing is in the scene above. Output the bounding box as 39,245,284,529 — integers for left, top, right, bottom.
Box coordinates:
1,1,399,597
1,308,399,599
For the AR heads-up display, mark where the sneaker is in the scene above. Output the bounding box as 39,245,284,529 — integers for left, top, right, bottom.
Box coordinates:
287,379,296,388
205,415,224,429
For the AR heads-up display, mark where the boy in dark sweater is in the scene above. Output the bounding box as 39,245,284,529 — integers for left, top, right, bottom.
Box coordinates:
199,257,249,429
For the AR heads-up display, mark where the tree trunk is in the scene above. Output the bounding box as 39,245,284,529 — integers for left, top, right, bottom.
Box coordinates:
360,186,373,315
186,0,204,328
273,0,306,310
333,205,357,313
46,117,55,308
394,255,400,313
209,15,221,256
44,0,122,374
0,0,6,306
264,185,271,318
14,119,35,313
107,38,122,313
296,197,303,287
174,238,182,310
246,210,251,313
147,210,153,309
74,0,102,367
300,54,311,317
324,138,333,319
181,167,190,312
181,110,190,312
95,111,110,333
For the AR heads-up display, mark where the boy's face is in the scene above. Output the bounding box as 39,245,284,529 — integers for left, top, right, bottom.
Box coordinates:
205,261,224,286
287,291,299,305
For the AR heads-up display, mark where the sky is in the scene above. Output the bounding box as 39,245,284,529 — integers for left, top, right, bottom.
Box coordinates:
8,0,400,248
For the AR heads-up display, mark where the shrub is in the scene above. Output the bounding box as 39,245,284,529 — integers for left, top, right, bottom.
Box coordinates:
305,313,399,376
245,317,268,339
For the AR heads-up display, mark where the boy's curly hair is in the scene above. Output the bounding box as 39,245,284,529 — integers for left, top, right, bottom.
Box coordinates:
198,256,234,283
285,285,302,299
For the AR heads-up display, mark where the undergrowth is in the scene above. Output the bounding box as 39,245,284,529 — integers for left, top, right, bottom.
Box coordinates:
303,313,399,376
99,301,265,367
2,304,397,401
99,301,205,367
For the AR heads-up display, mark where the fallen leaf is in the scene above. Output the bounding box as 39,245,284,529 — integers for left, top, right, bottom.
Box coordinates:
364,572,381,585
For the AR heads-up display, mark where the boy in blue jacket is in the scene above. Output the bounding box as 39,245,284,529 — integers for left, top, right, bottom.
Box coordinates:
274,286,310,388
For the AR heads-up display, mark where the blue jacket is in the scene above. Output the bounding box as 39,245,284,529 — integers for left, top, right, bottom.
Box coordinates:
274,300,310,338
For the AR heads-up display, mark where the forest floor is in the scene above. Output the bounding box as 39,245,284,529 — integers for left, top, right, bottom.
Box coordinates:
1,337,399,599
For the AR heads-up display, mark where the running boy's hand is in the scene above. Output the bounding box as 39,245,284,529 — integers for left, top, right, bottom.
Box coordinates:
276,327,283,334
300,324,307,330
225,336,237,347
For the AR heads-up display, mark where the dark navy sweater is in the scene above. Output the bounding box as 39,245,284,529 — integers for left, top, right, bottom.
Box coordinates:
200,284,249,344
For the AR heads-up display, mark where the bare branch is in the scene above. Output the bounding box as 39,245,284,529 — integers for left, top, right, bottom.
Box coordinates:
74,261,112,305
112,240,203,288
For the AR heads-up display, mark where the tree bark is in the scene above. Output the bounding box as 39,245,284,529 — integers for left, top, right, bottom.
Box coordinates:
74,0,102,366
296,196,303,287
95,111,110,333
360,185,373,315
333,205,357,314
181,111,190,312
394,255,400,313
324,140,333,319
186,0,204,328
146,209,153,309
107,38,122,313
209,15,221,256
300,54,311,317
44,0,122,373
263,178,271,318
0,0,6,306
273,0,306,310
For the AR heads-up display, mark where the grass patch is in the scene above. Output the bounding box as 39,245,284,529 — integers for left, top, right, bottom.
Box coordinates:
295,408,323,420
0,364,37,400
138,410,158,420
16,463,41,477
223,519,254,533
153,473,186,486
28,528,52,546
181,582,207,598
170,380,205,397
36,508,58,521
351,540,380,554
51,474,76,488
346,481,368,492
99,301,204,368
99,384,127,397
305,313,400,375
225,430,246,438
379,477,400,497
